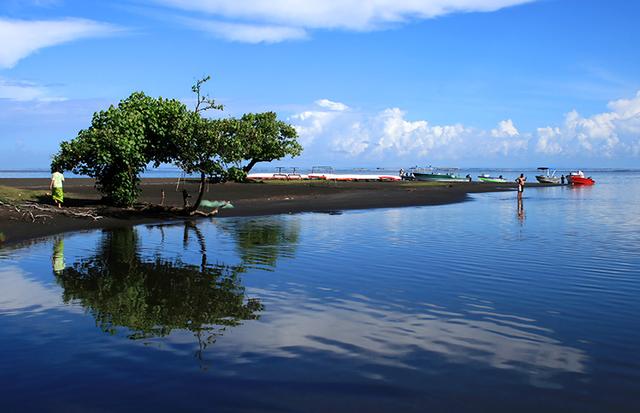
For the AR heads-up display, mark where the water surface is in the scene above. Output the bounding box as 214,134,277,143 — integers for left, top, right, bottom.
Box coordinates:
1,171,639,412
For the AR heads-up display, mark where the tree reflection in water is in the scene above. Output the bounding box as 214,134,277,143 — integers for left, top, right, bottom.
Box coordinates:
222,217,301,270
54,226,263,360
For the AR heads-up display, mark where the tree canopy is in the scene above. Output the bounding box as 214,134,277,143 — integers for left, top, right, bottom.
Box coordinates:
236,112,303,174
51,76,302,209
51,93,191,206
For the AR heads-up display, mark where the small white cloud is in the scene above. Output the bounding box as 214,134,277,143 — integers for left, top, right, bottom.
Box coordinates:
0,77,65,101
491,119,519,137
289,110,340,145
315,99,349,111
0,17,122,68
181,18,307,43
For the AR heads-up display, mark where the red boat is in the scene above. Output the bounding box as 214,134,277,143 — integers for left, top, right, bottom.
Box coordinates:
568,171,595,185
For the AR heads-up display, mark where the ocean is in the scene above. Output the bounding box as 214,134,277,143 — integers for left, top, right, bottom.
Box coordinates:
0,170,639,412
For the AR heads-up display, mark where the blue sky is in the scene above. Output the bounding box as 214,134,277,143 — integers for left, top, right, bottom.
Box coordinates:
1,0,639,169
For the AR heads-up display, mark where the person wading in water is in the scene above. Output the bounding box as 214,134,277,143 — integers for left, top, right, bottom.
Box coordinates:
516,173,526,200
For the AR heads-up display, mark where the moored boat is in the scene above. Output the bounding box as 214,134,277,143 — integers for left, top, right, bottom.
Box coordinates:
567,170,595,185
412,167,469,182
477,174,507,183
535,167,561,184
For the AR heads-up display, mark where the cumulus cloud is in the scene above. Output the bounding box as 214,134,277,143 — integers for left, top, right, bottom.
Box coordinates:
153,0,534,42
180,18,307,43
491,119,519,137
289,92,640,162
0,77,65,101
0,18,121,68
290,100,482,160
535,91,640,157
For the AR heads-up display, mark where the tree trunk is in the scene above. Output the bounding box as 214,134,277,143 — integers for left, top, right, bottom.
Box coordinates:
188,172,206,214
243,159,259,173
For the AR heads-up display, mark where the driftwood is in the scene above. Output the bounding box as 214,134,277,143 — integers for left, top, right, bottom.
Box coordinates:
20,202,103,220
3,198,225,225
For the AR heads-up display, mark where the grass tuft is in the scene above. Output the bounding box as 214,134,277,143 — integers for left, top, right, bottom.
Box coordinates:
0,185,47,203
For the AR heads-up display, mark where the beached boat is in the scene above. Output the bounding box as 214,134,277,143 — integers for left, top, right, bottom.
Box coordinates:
535,167,561,184
477,174,507,183
247,167,308,181
567,170,595,185
307,166,401,182
412,167,469,182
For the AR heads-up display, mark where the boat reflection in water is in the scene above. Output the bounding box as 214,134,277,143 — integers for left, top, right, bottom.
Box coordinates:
54,226,264,360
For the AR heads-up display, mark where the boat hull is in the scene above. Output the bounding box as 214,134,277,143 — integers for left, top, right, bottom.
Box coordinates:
478,177,507,183
414,173,468,182
536,175,561,184
568,176,595,185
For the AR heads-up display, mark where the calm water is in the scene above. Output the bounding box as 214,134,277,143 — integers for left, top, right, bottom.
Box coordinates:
1,171,639,412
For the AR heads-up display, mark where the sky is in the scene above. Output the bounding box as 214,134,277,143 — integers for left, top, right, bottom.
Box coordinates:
1,0,639,169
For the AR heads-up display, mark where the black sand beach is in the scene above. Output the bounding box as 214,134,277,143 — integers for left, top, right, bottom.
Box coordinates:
0,177,558,246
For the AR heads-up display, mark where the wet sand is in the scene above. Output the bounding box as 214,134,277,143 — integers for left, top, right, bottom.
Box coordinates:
0,177,556,246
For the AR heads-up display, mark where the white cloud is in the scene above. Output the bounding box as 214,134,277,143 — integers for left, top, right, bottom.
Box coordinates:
0,77,65,101
290,110,341,145
0,18,121,68
315,98,349,111
535,91,640,157
180,18,307,43
487,119,528,156
154,0,534,42
290,91,640,163
372,107,469,157
491,119,519,137
290,101,529,160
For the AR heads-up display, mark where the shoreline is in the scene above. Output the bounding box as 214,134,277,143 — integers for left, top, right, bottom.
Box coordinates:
0,178,558,247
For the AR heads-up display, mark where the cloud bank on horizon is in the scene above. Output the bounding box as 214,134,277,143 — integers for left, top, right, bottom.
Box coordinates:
290,92,640,164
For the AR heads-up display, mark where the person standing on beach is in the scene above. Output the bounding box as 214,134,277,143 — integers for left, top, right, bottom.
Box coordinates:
50,169,65,208
516,173,526,199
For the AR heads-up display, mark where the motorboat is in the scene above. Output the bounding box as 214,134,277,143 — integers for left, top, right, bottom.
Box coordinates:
412,167,470,182
477,174,507,183
535,167,561,184
567,170,595,185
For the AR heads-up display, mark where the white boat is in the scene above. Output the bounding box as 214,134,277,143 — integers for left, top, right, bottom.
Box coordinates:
247,167,309,181
535,167,561,184
308,166,401,182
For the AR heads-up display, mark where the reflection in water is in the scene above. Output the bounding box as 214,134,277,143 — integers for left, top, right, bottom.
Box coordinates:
54,227,263,358
517,196,525,223
52,237,65,274
220,217,300,270
224,289,588,388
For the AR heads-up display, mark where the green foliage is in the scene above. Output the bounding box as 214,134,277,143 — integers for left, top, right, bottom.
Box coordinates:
236,112,303,173
226,166,247,182
51,75,303,208
52,93,191,206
